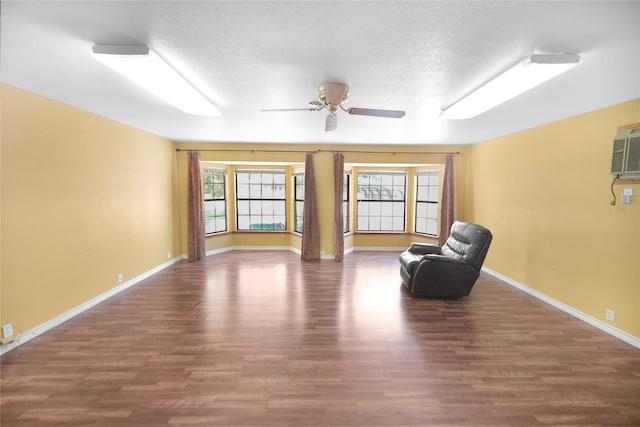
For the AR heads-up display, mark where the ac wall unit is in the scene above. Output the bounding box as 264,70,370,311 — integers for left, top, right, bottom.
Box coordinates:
611,126,640,180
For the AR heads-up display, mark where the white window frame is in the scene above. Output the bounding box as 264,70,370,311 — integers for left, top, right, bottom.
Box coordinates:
343,171,350,233
356,170,406,232
203,166,227,234
235,169,286,231
415,170,440,236
294,170,304,233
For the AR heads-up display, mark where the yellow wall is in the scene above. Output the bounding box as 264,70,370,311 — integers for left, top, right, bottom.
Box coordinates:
465,98,640,338
1,84,179,334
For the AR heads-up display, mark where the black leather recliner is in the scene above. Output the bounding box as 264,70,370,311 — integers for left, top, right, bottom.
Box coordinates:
399,221,492,298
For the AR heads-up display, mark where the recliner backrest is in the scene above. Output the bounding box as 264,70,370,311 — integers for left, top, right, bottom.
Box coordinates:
440,221,493,271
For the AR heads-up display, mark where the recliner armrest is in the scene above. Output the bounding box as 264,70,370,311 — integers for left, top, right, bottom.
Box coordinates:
423,254,467,265
408,242,441,256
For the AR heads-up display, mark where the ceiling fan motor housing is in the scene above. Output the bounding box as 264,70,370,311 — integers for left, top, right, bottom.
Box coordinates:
319,82,349,106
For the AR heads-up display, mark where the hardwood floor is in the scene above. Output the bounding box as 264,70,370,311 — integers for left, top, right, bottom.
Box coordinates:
2,250,639,426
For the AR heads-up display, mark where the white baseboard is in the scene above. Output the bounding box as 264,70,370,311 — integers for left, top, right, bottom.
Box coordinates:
482,266,640,350
207,246,300,257
207,246,363,259
205,246,234,256
208,246,340,259
190,245,399,259
0,255,185,356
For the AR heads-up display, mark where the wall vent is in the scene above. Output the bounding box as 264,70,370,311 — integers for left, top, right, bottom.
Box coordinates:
611,127,640,180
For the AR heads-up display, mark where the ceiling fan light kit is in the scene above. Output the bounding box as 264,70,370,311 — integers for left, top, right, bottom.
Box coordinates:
91,44,221,116
262,82,405,131
441,53,581,120
325,114,338,132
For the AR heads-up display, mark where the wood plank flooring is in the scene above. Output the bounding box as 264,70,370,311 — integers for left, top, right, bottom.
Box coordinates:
2,250,639,426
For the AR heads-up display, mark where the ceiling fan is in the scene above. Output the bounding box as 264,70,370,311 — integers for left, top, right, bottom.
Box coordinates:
261,82,406,131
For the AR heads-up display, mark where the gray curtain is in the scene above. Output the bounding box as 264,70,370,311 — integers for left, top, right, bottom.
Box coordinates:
333,153,344,262
187,151,206,261
439,154,456,246
301,153,321,261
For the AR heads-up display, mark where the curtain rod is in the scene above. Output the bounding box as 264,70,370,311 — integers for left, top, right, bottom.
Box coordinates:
176,148,459,155
318,149,460,155
176,148,313,154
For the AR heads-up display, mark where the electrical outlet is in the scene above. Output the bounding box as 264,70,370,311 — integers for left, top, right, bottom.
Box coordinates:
2,322,14,339
117,273,123,284
167,251,172,259
605,309,615,322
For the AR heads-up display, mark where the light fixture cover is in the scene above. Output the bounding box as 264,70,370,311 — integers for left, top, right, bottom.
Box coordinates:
441,53,581,119
92,44,220,116
325,114,338,132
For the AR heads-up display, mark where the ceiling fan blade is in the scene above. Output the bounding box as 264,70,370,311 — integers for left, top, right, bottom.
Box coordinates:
347,108,405,118
325,114,338,132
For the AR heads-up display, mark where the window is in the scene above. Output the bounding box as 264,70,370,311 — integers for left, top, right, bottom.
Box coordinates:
357,171,406,231
235,169,286,231
203,167,226,234
415,170,440,236
343,172,350,233
294,171,304,233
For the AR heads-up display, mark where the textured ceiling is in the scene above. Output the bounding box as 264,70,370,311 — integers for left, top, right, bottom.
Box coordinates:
2,1,639,145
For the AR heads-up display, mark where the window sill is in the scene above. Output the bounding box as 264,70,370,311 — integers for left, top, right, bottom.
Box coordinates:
206,230,292,238
354,231,409,235
410,232,439,238
234,230,289,234
205,231,231,238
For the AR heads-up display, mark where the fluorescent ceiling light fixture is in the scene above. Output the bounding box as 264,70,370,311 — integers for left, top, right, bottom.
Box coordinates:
92,44,220,116
441,53,581,119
